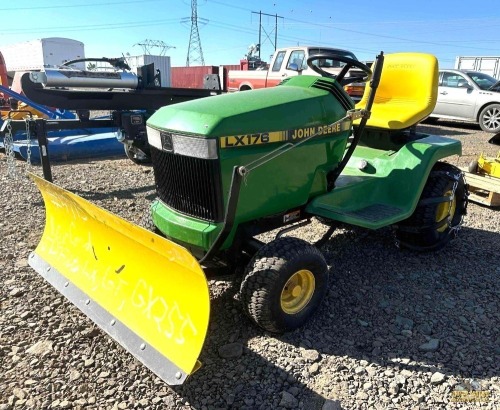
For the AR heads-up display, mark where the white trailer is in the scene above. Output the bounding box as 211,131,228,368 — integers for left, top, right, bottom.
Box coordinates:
0,37,85,76
126,55,171,87
455,56,500,80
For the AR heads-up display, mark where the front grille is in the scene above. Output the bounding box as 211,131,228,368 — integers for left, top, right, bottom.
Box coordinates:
312,79,353,111
151,146,224,222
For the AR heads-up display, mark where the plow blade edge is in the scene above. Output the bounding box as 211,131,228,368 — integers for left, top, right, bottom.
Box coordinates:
28,174,210,385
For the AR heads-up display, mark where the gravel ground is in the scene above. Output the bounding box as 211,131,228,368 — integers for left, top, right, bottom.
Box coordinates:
1,120,499,410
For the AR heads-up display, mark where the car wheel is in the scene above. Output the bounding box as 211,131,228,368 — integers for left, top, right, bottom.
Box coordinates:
479,104,500,133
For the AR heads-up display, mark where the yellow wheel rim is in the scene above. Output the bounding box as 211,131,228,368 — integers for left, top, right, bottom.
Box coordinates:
436,189,456,233
280,269,315,314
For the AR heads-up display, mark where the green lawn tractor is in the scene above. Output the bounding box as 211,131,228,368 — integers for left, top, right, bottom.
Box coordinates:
29,51,468,385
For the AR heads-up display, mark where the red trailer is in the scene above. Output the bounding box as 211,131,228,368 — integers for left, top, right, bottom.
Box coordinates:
171,65,240,92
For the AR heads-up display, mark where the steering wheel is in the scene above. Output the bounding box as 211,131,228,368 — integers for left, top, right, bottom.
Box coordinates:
307,54,372,86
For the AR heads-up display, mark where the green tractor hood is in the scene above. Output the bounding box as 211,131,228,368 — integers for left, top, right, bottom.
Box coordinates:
148,75,353,137
145,76,355,252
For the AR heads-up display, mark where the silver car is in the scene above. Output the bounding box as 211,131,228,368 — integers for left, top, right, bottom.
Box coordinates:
429,69,500,133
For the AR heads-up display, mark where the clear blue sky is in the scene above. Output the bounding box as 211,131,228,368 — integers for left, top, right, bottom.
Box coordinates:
1,0,498,68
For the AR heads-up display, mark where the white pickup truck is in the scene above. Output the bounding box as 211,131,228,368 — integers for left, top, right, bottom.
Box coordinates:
227,46,367,100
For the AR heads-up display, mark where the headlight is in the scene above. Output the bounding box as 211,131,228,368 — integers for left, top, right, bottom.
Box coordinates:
147,126,218,159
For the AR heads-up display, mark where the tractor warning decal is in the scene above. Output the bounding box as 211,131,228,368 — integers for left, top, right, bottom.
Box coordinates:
220,120,351,148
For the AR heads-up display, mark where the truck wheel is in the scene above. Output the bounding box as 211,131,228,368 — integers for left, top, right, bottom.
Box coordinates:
240,237,328,333
395,163,468,251
479,104,500,133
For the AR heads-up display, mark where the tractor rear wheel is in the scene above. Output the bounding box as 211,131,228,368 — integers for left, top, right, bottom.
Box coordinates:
395,162,468,251
240,237,329,333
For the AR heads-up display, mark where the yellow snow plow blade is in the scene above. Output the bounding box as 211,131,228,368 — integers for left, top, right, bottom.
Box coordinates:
28,173,210,385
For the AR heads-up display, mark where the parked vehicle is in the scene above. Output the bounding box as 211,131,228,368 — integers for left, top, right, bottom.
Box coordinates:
455,56,500,80
428,69,500,133
227,46,367,100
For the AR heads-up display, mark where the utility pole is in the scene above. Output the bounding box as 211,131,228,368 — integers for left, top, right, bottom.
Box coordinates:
251,11,284,60
184,0,206,66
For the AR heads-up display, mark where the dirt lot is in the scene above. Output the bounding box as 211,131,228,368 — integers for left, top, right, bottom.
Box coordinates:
1,120,499,409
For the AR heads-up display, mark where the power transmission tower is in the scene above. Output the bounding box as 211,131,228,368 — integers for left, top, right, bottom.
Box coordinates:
133,39,176,56
184,0,206,66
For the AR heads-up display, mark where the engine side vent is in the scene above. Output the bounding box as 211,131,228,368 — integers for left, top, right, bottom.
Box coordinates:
312,79,354,112
151,147,224,222
278,77,292,86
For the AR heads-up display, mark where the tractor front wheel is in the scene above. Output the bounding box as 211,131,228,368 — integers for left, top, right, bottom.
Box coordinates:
395,163,468,251
240,237,329,333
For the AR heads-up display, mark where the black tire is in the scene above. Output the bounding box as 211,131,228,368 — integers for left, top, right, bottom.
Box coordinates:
479,104,500,133
395,163,468,251
240,237,329,333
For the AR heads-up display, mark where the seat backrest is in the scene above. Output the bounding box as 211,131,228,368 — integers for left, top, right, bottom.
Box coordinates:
355,53,438,130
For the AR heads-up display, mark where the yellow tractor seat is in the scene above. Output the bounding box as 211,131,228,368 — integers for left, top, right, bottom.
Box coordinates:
354,53,438,130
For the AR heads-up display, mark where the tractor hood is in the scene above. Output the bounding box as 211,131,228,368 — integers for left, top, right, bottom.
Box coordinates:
147,76,353,137
144,75,355,252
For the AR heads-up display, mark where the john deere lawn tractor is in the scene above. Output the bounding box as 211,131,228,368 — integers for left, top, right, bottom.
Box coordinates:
28,51,468,385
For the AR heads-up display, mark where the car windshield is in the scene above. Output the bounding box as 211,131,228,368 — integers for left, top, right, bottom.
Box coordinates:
466,72,498,90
